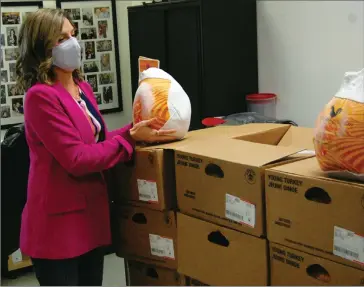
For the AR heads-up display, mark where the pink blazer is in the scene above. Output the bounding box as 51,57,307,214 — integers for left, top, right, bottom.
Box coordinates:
20,81,134,259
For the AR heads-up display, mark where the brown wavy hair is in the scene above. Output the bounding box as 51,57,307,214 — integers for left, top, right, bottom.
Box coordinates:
16,8,83,91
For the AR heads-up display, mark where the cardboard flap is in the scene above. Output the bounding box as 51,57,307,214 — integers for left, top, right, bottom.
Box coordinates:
175,138,304,167
138,123,292,151
278,126,315,149
235,126,290,145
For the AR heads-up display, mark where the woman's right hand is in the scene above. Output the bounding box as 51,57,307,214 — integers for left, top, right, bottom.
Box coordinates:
130,118,177,143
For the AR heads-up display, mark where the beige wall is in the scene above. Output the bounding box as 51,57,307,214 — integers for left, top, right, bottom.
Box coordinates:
257,1,364,127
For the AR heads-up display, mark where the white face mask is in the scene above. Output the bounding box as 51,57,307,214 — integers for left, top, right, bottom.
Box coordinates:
52,37,81,71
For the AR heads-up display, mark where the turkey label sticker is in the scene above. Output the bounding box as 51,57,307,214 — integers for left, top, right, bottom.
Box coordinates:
137,179,159,203
225,194,256,228
333,226,364,265
138,56,160,79
149,234,175,260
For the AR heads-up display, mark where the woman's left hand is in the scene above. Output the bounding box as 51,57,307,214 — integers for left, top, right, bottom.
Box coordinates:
130,118,176,143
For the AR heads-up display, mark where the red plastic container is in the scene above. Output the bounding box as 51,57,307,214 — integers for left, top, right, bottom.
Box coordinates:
246,93,277,118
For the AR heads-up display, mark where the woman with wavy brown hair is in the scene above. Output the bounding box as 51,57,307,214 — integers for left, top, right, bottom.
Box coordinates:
16,8,175,286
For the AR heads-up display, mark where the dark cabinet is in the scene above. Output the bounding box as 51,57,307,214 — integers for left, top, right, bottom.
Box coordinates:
128,0,258,130
128,8,167,78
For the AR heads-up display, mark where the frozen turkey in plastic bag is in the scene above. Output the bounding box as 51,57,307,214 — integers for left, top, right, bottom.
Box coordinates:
133,68,191,140
314,68,364,180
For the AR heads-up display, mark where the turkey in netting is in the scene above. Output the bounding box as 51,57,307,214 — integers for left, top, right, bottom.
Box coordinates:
314,68,364,176
133,68,191,140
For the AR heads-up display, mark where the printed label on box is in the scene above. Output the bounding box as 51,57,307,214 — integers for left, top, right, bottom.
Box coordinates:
225,193,255,228
333,226,364,265
149,234,175,260
137,179,159,203
11,249,22,264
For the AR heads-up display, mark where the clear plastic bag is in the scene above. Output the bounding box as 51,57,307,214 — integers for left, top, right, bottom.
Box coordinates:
314,68,364,178
220,112,297,126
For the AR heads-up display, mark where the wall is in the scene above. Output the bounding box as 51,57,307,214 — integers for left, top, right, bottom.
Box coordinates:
257,1,364,127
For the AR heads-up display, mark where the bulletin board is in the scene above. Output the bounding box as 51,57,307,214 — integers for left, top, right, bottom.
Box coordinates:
0,1,43,129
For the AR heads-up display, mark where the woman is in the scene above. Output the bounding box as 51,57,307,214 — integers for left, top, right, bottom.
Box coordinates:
16,8,175,286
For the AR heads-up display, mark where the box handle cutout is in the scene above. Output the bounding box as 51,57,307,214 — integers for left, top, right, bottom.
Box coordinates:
306,264,331,283
205,164,224,178
208,231,229,247
132,213,147,224
146,267,159,279
305,187,332,204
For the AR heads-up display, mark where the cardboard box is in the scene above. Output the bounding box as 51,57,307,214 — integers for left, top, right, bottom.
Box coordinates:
113,148,177,211
8,249,32,271
175,125,314,237
177,213,269,286
127,260,182,286
270,243,364,286
266,157,364,270
111,123,294,211
114,205,177,269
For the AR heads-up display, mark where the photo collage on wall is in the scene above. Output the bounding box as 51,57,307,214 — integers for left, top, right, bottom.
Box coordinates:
62,1,119,111
1,6,39,127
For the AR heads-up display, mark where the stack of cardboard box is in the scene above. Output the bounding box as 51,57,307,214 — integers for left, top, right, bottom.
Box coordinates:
173,124,315,285
110,124,236,285
111,141,180,285
266,157,364,285
111,123,289,285
112,123,363,286
111,124,264,285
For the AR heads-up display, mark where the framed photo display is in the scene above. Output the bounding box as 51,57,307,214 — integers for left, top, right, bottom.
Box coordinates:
56,0,123,113
1,1,43,129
